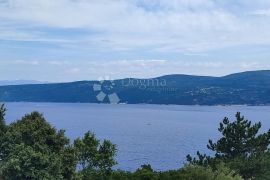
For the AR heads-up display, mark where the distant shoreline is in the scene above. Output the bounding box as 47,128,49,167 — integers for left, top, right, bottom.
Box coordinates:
3,101,270,107
1,70,270,105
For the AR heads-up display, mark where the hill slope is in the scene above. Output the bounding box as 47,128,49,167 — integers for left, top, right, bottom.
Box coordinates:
1,70,270,105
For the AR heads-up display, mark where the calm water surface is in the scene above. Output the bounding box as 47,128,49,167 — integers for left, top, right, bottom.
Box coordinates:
4,103,270,171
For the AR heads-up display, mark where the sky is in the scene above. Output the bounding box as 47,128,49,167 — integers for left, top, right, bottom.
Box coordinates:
1,0,270,82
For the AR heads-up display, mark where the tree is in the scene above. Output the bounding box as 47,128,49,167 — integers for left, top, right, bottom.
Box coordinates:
0,144,63,179
0,104,7,135
208,112,270,158
0,110,76,179
132,164,155,180
0,104,119,179
74,132,99,169
187,112,270,179
97,139,117,172
0,104,7,163
74,131,117,178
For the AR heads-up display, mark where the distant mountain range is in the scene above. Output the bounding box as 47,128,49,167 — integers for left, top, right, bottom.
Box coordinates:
0,80,46,86
1,70,270,105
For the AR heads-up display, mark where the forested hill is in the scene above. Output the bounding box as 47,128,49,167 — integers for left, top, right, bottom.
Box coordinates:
1,70,270,105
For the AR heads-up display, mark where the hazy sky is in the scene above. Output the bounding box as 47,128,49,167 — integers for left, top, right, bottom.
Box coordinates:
1,0,270,82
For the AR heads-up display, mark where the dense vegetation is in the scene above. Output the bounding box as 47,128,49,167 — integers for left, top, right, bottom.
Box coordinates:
187,112,270,180
1,70,270,105
0,103,269,179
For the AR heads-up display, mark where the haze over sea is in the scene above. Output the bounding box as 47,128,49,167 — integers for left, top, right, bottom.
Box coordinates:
4,102,270,171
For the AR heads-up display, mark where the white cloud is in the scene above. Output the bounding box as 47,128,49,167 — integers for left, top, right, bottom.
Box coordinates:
1,58,270,81
48,61,71,66
1,0,270,81
0,0,270,53
252,9,270,16
13,60,40,65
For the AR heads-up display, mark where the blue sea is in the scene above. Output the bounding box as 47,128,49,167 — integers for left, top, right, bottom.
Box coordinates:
4,103,270,171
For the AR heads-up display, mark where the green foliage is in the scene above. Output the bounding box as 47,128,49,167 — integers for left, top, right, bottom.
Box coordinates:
0,104,7,135
208,112,270,158
107,164,242,180
97,139,117,172
61,145,77,179
132,164,156,180
74,132,100,169
0,144,63,179
178,163,242,180
0,111,76,179
74,131,117,179
188,112,270,179
0,104,118,179
0,104,7,163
